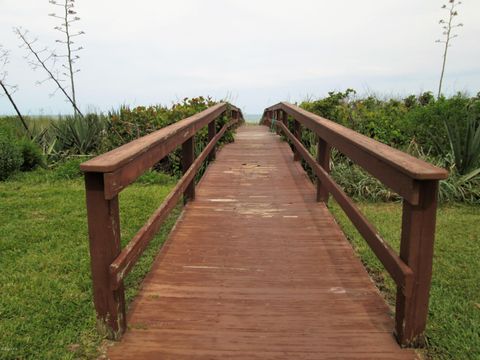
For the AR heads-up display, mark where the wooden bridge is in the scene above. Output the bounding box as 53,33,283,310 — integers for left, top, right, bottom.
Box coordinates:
80,103,447,359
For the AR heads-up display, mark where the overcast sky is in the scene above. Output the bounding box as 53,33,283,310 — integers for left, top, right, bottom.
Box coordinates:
1,0,479,115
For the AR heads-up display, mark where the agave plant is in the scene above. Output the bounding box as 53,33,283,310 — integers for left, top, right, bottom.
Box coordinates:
51,114,107,155
444,102,480,175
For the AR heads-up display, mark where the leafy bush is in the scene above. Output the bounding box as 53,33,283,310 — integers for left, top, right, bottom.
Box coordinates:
0,135,22,181
17,138,44,171
299,90,476,154
104,97,218,150
2,97,238,183
104,97,237,177
296,91,480,204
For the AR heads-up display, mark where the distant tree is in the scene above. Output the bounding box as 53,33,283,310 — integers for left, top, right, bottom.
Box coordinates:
0,44,31,137
436,0,463,99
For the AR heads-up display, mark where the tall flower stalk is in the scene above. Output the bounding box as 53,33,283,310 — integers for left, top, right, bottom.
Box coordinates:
49,0,84,117
436,0,463,98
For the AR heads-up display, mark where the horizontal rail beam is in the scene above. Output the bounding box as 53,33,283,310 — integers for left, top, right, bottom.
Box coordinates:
108,120,236,289
264,103,447,204
81,103,242,174
266,103,447,180
276,121,413,295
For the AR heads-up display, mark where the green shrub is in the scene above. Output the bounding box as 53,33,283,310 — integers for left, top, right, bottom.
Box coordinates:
295,91,480,204
0,135,22,181
104,97,237,178
17,138,44,171
298,90,476,155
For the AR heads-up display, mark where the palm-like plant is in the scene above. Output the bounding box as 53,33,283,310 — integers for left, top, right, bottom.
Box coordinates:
444,102,480,176
51,115,106,155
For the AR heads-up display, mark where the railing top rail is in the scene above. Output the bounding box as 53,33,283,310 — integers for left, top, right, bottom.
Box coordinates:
81,102,242,173
264,102,448,181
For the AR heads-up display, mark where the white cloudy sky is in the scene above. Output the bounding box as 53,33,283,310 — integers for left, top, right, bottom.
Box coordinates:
1,0,479,115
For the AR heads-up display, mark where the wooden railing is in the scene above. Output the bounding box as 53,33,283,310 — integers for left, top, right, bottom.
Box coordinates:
261,102,448,347
80,103,243,339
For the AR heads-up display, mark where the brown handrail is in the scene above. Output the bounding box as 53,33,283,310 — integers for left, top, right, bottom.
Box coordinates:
261,102,447,347
265,102,447,205
81,103,243,340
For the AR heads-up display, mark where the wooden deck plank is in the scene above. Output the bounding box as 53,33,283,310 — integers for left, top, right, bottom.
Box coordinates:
107,125,416,359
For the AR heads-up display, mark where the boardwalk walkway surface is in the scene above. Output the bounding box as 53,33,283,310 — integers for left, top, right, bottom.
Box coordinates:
108,125,416,359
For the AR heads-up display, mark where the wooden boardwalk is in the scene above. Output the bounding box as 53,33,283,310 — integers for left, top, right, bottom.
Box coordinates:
107,125,416,359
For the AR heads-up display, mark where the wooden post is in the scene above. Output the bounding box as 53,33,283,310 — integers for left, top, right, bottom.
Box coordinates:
182,136,195,203
208,119,216,161
395,180,439,346
316,138,331,202
268,110,274,127
277,110,284,134
293,120,301,161
84,172,126,340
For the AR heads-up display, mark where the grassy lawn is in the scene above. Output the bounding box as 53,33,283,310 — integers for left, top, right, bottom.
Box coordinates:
0,169,179,359
329,200,480,360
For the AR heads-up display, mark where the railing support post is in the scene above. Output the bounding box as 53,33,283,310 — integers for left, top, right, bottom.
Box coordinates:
316,138,331,202
182,136,195,203
293,120,301,161
208,119,216,161
274,110,280,132
395,180,439,346
281,110,287,126
84,172,126,340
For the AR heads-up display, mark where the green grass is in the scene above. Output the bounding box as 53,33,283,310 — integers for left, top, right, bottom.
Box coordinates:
329,200,480,359
0,169,179,359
